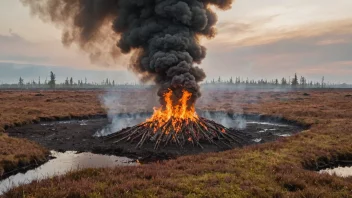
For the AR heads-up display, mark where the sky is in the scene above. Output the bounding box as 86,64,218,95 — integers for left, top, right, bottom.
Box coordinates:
1,0,352,84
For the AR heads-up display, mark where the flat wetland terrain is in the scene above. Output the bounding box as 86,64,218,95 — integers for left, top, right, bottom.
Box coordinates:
0,89,352,197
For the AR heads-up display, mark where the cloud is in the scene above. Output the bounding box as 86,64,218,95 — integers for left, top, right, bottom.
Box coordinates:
0,31,28,44
316,39,350,46
226,19,352,48
0,32,52,63
202,15,279,51
201,19,352,83
0,30,129,70
216,14,279,34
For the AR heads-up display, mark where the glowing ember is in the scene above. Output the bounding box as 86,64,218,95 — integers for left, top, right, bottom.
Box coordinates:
147,89,198,132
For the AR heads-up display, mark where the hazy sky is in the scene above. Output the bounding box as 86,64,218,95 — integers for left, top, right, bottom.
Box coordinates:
1,0,352,83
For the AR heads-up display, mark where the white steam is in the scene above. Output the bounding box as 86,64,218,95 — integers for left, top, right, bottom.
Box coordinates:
94,88,157,137
95,86,252,137
201,111,247,129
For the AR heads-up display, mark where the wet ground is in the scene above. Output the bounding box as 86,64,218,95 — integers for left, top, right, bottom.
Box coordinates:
1,112,304,194
6,112,304,162
0,151,136,195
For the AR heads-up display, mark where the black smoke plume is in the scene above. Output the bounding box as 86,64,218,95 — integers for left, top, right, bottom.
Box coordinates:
21,0,233,107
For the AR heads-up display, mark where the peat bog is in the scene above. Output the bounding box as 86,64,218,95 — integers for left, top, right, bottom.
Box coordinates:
2,90,352,197
0,111,304,194
6,112,304,163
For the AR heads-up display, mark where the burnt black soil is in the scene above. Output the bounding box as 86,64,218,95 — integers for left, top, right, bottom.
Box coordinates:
6,113,304,163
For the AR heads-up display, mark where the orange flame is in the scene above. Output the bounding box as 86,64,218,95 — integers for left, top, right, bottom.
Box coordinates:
146,89,198,133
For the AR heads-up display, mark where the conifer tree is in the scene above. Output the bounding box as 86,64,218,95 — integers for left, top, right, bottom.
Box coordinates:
48,71,56,89
291,73,298,87
19,77,24,87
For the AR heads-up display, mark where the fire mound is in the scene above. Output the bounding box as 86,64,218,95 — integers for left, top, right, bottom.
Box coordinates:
106,90,249,150
105,116,249,150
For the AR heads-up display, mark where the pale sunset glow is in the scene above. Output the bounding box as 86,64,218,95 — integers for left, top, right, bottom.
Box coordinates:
1,0,352,83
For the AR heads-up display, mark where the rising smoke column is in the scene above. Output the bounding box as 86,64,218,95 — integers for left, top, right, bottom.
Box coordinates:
21,0,233,107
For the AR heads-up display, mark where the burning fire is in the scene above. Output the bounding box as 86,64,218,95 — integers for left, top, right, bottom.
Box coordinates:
106,89,246,150
106,89,246,149
146,89,199,133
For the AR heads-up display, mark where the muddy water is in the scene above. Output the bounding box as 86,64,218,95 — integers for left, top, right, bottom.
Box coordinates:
0,151,136,195
319,166,352,177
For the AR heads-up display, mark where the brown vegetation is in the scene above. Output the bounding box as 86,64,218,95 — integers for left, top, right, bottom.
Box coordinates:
0,90,105,131
1,89,352,197
0,134,48,178
0,90,105,178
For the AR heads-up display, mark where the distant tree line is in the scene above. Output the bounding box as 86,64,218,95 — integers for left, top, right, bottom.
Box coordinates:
0,71,145,90
0,72,351,90
203,73,348,89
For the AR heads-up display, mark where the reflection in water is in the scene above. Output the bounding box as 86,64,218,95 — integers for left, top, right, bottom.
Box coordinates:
319,166,352,177
275,133,291,137
0,151,136,195
252,138,262,143
246,121,289,127
41,120,89,126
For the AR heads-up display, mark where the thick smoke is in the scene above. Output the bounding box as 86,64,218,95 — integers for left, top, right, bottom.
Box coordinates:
21,0,233,106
